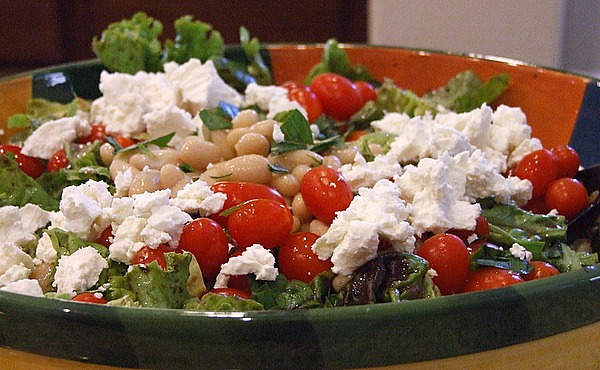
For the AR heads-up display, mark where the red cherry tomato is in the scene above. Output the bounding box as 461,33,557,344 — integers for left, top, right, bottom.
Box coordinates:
550,145,580,179
514,149,558,198
278,232,333,283
309,73,364,121
131,244,174,270
227,198,294,250
354,80,377,104
522,261,560,281
0,144,45,178
522,196,549,215
96,226,113,248
461,267,525,293
209,287,251,300
300,166,353,224
417,233,471,295
345,129,368,142
448,215,490,243
177,218,229,280
544,177,589,219
210,181,286,227
114,136,137,148
47,148,69,172
77,123,107,144
72,292,108,304
281,80,302,92
288,86,324,122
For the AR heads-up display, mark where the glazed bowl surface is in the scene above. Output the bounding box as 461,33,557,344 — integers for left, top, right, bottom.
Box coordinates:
0,44,599,369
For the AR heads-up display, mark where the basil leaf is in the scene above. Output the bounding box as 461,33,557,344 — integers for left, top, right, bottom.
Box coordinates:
118,132,175,153
268,163,290,174
199,109,233,130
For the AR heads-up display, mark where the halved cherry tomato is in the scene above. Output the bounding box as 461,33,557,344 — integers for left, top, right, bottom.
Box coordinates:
550,145,580,179
210,181,286,227
461,267,524,293
72,292,108,304
278,232,333,283
131,244,174,270
96,226,113,248
177,218,229,280
300,166,353,224
288,86,324,122
416,233,471,295
0,144,45,178
522,261,560,281
544,177,589,219
514,149,558,198
77,123,107,144
47,148,69,172
354,80,377,104
209,287,251,300
227,198,294,250
309,73,364,121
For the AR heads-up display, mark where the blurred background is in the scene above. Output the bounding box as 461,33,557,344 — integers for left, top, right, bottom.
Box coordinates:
0,0,598,78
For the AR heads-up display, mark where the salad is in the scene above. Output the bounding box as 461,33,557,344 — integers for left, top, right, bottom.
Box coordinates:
0,12,597,311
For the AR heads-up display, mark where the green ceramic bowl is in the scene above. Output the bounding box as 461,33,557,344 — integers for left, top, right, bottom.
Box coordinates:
0,45,599,369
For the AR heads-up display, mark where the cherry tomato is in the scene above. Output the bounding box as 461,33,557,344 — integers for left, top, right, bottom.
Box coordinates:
47,148,69,172
77,123,107,144
417,233,471,295
209,287,251,300
345,129,368,142
0,144,45,178
210,181,286,227
278,232,333,283
114,136,137,148
227,198,294,250
461,267,525,293
131,244,174,270
177,218,229,280
522,261,560,281
300,166,353,224
550,145,580,179
288,86,324,122
544,177,589,219
514,149,558,198
309,73,364,121
281,80,302,91
448,215,490,243
72,292,108,304
522,196,549,215
96,226,113,248
354,80,377,104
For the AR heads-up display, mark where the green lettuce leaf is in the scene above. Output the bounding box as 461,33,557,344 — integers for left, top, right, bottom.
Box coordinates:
163,15,225,64
184,293,264,311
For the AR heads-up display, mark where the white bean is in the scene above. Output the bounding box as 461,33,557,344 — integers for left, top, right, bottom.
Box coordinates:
326,147,359,165
309,219,329,236
129,148,181,171
249,119,276,140
211,130,236,160
269,149,323,171
199,154,272,185
232,109,259,129
159,164,186,189
99,142,116,167
322,155,342,170
180,136,222,171
235,133,270,157
129,169,161,195
270,174,300,197
291,193,311,222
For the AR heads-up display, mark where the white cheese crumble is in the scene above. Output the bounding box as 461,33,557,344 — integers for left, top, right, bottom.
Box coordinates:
53,246,109,296
214,244,278,288
509,243,533,262
22,116,91,159
0,279,44,297
0,205,48,248
244,83,307,119
35,232,58,264
142,104,196,150
338,152,403,192
0,242,35,288
169,179,227,215
312,180,415,275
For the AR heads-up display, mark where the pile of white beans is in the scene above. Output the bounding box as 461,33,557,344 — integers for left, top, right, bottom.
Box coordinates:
98,109,377,235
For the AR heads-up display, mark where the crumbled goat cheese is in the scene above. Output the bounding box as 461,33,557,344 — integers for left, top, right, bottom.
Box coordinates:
396,154,481,236
0,206,45,247
272,123,285,143
214,244,278,288
35,231,58,264
339,152,403,192
114,169,134,197
22,116,91,159
50,180,113,240
0,279,44,297
142,104,197,150
313,180,415,275
169,179,227,215
244,83,307,119
19,204,51,234
0,242,35,288
507,137,543,168
510,243,533,262
165,59,243,114
53,246,109,296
